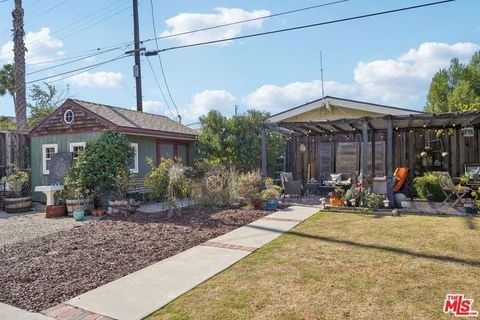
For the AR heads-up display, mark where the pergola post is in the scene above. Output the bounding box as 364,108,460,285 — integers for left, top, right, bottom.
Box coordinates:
362,121,369,185
386,117,394,208
261,125,267,176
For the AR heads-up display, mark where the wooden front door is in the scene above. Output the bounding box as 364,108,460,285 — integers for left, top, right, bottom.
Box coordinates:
156,140,189,165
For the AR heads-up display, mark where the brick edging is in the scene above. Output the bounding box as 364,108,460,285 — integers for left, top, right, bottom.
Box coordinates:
42,303,113,320
201,241,257,252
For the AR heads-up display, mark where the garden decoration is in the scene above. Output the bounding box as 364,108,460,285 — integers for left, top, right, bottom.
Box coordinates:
73,192,88,221
1,165,31,213
205,172,223,193
328,188,344,206
261,188,281,211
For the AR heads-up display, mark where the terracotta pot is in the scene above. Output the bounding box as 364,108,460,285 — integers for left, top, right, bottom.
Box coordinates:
96,209,106,217
45,205,67,218
329,198,343,206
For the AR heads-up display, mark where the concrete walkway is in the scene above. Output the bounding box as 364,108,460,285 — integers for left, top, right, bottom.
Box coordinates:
0,302,53,320
64,205,318,320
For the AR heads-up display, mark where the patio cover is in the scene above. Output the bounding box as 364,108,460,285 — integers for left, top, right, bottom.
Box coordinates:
262,110,480,207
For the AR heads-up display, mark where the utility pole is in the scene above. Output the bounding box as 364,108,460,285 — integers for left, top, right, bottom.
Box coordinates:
234,104,239,116
133,0,143,112
13,0,27,130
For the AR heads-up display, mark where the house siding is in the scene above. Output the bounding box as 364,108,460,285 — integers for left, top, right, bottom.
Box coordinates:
31,133,158,203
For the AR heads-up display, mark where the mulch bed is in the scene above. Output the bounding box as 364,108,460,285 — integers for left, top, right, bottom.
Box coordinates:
0,207,269,312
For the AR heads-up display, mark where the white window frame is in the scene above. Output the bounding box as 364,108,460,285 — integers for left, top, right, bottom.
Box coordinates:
42,144,58,175
64,109,74,124
69,142,86,160
130,143,139,174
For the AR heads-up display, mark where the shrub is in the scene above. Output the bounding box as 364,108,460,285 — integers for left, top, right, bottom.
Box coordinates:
114,167,132,200
65,131,134,198
238,171,262,205
194,163,239,207
261,188,281,201
1,165,28,197
413,172,446,202
144,158,192,200
365,192,386,210
264,177,274,185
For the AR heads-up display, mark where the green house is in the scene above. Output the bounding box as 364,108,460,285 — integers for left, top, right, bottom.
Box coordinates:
30,99,198,202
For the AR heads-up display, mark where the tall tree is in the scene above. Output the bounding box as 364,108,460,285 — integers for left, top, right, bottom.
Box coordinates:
12,0,27,130
425,50,480,112
198,110,285,173
27,83,69,128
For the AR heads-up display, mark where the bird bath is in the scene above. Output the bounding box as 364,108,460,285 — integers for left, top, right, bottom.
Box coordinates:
35,185,64,206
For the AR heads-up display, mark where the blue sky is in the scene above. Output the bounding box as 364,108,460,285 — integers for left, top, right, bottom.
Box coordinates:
0,0,479,125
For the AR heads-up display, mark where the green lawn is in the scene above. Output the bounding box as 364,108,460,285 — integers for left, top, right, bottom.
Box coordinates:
148,212,480,320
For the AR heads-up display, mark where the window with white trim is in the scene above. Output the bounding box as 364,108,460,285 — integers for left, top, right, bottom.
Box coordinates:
42,144,58,175
129,143,139,173
64,109,74,124
69,142,86,161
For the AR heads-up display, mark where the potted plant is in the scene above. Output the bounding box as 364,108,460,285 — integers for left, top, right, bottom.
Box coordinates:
462,198,476,214
45,191,67,218
72,191,89,221
1,165,31,213
328,188,345,206
264,177,275,189
261,188,281,211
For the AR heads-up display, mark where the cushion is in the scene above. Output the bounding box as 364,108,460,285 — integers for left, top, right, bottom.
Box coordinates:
330,173,342,184
282,172,293,182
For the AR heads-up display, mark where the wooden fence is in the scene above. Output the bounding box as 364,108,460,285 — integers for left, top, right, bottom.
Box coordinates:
0,130,30,175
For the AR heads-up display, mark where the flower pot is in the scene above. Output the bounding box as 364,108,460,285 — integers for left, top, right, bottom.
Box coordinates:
96,209,106,217
73,210,85,221
252,199,262,208
66,198,93,216
265,199,279,211
45,205,67,218
329,198,343,206
4,196,32,213
465,206,476,214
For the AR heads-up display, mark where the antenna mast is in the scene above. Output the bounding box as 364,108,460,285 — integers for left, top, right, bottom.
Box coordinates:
320,51,325,99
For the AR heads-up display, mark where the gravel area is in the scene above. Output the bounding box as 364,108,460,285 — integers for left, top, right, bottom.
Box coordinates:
0,208,268,312
0,212,95,247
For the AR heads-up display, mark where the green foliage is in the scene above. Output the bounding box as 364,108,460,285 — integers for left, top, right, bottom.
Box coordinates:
27,83,68,128
425,51,480,112
0,63,15,97
114,167,133,200
413,173,446,202
1,165,28,197
197,109,286,173
193,162,240,207
144,158,192,201
365,193,386,210
65,131,134,198
237,171,262,205
264,177,274,185
261,188,281,201
0,116,16,130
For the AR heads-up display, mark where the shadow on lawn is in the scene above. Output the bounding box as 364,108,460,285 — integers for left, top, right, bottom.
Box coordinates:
243,224,480,268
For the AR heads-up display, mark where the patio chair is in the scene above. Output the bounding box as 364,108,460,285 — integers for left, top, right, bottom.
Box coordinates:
280,172,303,202
433,171,471,207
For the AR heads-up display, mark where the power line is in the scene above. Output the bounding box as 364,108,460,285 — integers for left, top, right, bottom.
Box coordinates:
26,54,131,84
145,56,176,119
143,0,349,44
149,0,180,121
146,0,455,54
26,45,130,75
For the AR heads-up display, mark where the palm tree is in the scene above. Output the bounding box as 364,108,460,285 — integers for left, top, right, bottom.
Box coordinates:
0,63,15,101
12,0,27,130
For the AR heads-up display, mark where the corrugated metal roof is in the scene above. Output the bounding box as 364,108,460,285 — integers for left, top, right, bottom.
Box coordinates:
71,99,197,136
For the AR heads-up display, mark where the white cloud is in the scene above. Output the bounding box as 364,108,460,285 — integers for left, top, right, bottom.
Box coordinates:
177,89,235,124
161,7,270,46
1,27,64,64
244,42,480,112
143,100,166,114
68,71,123,88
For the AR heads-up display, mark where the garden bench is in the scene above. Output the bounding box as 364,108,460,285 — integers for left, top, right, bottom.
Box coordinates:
126,178,152,201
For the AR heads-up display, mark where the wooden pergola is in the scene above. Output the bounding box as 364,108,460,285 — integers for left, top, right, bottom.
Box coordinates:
261,110,480,206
